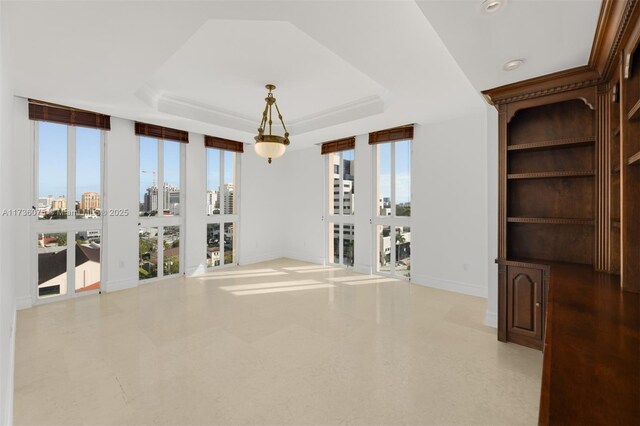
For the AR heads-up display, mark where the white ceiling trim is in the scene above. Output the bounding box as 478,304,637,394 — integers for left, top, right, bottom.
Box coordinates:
141,86,387,136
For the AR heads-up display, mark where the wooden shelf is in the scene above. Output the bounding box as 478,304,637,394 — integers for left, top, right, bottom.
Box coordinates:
508,217,594,225
627,150,640,165
627,98,640,121
507,136,595,152
507,170,595,180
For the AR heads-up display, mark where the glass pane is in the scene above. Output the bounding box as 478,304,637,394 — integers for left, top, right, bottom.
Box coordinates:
223,223,235,265
329,223,339,264
330,153,340,215
377,144,391,216
139,227,158,280
75,128,101,219
38,122,68,220
164,140,181,216
207,223,220,268
163,226,180,276
395,226,411,278
377,225,391,273
140,137,158,216
342,150,355,215
75,230,101,292
207,149,220,215
37,232,68,298
395,140,411,216
343,224,354,267
223,151,236,214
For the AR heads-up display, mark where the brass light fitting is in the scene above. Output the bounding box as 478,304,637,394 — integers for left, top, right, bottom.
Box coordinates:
254,84,290,164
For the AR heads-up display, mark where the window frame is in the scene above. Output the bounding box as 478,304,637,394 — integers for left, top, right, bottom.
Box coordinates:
205,147,240,269
325,148,355,267
371,139,412,280
137,136,186,283
32,122,106,304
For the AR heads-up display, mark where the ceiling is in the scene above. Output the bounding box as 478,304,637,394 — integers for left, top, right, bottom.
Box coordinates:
416,0,602,92
4,0,602,149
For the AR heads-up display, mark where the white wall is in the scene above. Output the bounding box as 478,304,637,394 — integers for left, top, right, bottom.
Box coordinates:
0,3,17,423
280,147,325,264
239,150,286,265
485,105,499,327
183,133,207,275
280,112,493,302
102,118,139,292
411,113,489,297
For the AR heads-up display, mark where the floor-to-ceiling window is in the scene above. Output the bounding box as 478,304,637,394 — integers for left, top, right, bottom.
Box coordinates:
33,106,107,301
205,138,241,268
371,126,412,279
323,138,355,267
138,124,186,281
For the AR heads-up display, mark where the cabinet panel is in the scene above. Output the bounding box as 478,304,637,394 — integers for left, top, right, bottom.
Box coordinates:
507,266,544,348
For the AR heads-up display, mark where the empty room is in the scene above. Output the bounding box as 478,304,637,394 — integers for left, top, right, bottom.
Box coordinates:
0,0,638,425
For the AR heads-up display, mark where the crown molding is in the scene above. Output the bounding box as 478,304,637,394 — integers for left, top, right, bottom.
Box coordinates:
481,65,600,106
589,0,639,81
136,85,386,136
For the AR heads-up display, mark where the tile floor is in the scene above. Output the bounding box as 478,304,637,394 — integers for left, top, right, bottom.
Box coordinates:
14,259,542,425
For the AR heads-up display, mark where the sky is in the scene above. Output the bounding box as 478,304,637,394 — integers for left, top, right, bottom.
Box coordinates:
378,140,411,204
207,149,235,192
139,137,182,202
39,122,100,200
40,122,405,205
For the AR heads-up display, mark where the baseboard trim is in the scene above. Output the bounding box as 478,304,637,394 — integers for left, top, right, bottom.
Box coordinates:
103,278,137,293
485,310,497,328
15,296,32,310
353,264,371,275
411,273,488,298
281,250,324,265
239,252,284,266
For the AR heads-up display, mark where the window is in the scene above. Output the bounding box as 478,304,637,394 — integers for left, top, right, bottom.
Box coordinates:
372,129,412,279
328,223,354,267
324,140,355,268
34,121,105,300
206,148,239,268
138,136,184,281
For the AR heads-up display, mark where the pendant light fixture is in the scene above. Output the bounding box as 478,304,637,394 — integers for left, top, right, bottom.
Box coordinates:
254,84,290,164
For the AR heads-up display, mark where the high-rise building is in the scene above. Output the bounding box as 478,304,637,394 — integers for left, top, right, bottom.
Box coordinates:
142,184,180,214
143,186,158,213
222,183,234,214
163,183,180,215
80,192,100,211
50,196,67,212
206,190,219,215
332,158,355,215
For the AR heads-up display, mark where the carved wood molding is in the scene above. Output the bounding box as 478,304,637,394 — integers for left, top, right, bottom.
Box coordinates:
590,0,639,80
482,66,600,106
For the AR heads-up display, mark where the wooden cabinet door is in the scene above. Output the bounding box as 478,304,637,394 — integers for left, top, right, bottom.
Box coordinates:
507,266,543,348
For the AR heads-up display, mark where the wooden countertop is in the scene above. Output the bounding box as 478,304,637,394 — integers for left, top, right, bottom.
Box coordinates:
538,263,640,425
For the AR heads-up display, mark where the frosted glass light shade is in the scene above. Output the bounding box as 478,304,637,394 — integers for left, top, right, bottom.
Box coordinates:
254,141,286,163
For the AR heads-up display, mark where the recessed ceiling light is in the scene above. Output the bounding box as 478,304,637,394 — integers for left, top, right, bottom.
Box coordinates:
503,59,525,71
480,0,506,15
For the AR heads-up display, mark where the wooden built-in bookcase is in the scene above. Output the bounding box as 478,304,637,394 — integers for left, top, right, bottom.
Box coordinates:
621,28,640,292
483,0,640,351
483,1,640,423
